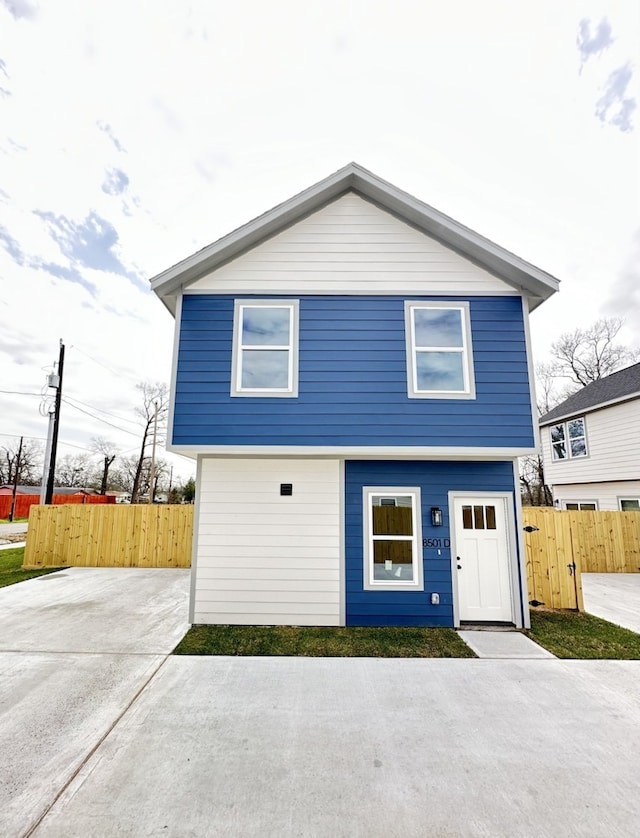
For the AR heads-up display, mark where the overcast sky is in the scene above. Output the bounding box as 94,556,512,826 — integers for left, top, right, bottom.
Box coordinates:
0,0,638,483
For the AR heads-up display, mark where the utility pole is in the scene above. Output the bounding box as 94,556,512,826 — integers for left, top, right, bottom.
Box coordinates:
8,436,23,522
45,341,65,505
148,400,158,503
40,409,55,504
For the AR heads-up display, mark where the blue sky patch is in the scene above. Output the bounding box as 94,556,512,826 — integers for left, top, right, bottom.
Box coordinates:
102,168,130,196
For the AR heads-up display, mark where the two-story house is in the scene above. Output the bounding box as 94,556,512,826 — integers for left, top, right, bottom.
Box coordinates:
539,363,640,511
151,163,558,629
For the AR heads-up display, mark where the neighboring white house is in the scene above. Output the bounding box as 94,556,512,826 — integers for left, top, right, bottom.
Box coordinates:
539,363,640,511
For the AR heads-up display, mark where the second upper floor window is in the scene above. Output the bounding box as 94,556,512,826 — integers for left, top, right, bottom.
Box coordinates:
550,417,587,460
232,300,299,397
405,301,475,399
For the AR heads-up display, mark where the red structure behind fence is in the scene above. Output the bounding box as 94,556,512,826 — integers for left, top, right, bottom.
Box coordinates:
0,494,115,520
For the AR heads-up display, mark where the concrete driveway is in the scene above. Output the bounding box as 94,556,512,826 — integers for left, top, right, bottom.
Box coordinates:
3,569,640,837
0,568,190,837
583,573,640,633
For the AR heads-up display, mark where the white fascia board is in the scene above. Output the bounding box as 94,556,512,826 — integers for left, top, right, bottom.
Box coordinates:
539,391,640,427
167,444,538,460
149,163,560,306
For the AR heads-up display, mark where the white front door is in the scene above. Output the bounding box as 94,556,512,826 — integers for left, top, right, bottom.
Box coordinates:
453,496,513,622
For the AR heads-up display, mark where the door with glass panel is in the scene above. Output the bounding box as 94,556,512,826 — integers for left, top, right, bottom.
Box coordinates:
453,496,512,622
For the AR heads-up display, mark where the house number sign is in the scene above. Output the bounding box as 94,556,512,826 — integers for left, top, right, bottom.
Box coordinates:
423,538,450,548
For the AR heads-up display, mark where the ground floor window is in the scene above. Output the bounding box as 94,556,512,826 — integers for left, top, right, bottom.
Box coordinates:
619,498,640,511
564,501,598,511
363,487,423,591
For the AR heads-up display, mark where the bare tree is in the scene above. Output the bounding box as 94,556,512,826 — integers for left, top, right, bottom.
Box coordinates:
549,317,639,388
130,382,169,503
0,440,44,486
109,455,139,494
55,453,90,488
91,437,118,495
520,455,553,507
524,317,639,506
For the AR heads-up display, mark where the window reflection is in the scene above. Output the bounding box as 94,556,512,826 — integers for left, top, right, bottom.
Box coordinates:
368,492,418,585
416,352,465,391
414,308,463,347
241,350,289,389
242,307,290,346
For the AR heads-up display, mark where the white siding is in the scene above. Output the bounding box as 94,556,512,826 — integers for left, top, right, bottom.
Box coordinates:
193,458,341,625
552,481,640,512
189,194,515,295
542,399,640,486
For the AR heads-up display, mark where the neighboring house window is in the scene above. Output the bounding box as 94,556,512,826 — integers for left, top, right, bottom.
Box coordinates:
619,499,640,511
564,501,597,511
404,302,475,399
231,300,299,397
363,488,423,591
550,418,587,460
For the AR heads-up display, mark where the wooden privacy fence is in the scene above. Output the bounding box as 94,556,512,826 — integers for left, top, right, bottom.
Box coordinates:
523,508,640,611
0,493,114,520
23,504,193,569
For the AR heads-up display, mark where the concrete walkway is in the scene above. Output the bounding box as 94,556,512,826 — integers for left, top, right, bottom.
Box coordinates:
458,629,555,658
583,573,640,634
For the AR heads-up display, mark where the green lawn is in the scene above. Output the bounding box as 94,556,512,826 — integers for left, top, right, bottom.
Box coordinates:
174,624,476,657
528,609,640,659
0,547,59,588
0,517,28,524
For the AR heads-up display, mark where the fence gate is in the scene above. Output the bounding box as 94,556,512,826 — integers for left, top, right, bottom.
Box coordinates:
524,510,584,611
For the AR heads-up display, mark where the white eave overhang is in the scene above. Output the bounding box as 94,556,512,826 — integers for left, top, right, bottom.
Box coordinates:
150,162,560,316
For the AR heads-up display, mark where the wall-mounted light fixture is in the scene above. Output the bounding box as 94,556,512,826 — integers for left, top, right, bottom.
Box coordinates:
431,507,443,527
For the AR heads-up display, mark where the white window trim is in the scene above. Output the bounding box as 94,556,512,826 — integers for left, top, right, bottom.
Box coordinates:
362,486,424,591
231,299,299,397
618,498,640,511
404,301,475,399
550,416,588,461
562,500,599,511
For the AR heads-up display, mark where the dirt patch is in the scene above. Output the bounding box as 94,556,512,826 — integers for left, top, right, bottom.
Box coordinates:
0,533,27,544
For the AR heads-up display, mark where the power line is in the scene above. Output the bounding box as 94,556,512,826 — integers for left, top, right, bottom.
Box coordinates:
69,344,139,383
61,398,141,438
0,389,42,397
0,432,94,453
63,393,142,428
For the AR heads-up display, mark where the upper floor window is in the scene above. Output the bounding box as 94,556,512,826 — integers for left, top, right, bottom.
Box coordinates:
405,302,475,399
550,417,587,460
231,300,299,397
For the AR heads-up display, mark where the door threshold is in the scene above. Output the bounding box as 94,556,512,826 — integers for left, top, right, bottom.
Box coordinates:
459,622,516,631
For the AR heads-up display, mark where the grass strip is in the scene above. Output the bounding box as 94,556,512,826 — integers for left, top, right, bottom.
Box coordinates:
0,547,60,588
174,624,476,657
529,609,640,659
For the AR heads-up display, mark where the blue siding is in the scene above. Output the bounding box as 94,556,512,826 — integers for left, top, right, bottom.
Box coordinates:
173,295,534,448
344,460,518,627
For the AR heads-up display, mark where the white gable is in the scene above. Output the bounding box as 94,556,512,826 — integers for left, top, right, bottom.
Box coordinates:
188,194,515,296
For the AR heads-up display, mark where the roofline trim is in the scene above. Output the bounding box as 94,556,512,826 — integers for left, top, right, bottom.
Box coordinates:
539,390,640,426
150,162,560,306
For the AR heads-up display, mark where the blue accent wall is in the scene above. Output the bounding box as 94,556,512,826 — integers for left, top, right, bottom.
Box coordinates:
174,294,534,448
344,460,518,627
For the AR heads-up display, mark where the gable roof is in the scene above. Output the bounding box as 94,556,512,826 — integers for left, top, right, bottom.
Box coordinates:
150,162,559,314
539,362,640,425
